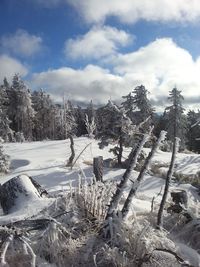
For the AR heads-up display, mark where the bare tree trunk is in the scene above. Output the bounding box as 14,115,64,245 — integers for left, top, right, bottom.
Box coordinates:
121,131,166,219
117,135,123,165
157,137,180,228
106,134,150,220
67,135,75,166
93,156,103,182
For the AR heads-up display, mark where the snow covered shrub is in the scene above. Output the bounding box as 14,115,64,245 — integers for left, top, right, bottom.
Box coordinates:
150,162,169,178
0,138,9,174
75,175,115,222
37,220,72,266
0,231,36,267
96,217,183,267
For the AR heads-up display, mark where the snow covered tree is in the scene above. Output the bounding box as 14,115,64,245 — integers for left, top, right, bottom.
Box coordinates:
121,92,135,122
84,114,96,138
0,137,10,173
32,89,57,140
132,85,154,124
0,79,14,141
85,100,96,137
98,101,139,165
186,110,200,152
63,100,77,166
75,106,87,137
7,74,34,140
164,88,186,149
157,137,180,228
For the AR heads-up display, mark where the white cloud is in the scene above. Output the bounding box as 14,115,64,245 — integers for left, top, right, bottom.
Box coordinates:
64,25,133,60
0,29,43,57
111,38,200,102
32,65,126,104
32,38,200,110
66,0,200,24
0,54,28,82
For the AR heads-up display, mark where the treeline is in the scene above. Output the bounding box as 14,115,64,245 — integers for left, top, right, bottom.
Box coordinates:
0,74,200,153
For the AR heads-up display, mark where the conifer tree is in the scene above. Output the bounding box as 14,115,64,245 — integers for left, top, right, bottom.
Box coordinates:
98,101,137,165
0,79,14,141
186,110,200,152
164,88,186,149
121,92,135,122
32,89,57,140
7,74,34,140
132,85,154,123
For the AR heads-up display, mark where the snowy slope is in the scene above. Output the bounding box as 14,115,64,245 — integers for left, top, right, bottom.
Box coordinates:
0,137,199,216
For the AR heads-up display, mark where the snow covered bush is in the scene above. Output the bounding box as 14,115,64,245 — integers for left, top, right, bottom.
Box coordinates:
96,217,185,267
0,138,9,174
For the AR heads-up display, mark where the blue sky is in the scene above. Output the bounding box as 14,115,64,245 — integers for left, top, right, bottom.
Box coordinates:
1,0,200,110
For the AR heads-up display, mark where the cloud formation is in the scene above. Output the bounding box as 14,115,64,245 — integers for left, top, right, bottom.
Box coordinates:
0,54,28,82
67,0,200,24
64,25,133,60
32,65,126,103
32,38,200,110
0,29,43,57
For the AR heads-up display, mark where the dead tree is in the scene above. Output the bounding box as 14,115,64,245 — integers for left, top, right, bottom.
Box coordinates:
105,134,150,220
157,137,180,228
67,134,75,166
121,131,166,218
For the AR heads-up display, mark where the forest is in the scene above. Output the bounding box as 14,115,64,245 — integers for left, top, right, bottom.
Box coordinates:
0,74,200,153
0,74,199,267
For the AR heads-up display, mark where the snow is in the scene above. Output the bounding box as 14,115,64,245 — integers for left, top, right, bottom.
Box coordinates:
0,137,199,265
1,138,199,213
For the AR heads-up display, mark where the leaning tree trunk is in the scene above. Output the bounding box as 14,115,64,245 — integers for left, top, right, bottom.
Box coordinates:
121,131,167,219
157,137,180,228
117,135,123,166
67,134,75,166
0,175,47,214
106,134,150,220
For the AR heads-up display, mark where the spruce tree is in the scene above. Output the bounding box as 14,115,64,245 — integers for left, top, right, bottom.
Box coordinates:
164,88,186,149
0,79,14,141
98,101,136,165
121,92,135,122
7,74,34,140
186,110,200,152
132,85,154,123
32,89,57,140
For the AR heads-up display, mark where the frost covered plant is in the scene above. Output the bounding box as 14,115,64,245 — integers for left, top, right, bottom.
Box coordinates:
0,233,36,267
0,138,10,174
85,114,96,138
76,174,115,222
98,218,182,267
37,220,72,266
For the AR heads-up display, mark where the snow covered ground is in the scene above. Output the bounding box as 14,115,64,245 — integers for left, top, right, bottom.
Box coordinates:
1,137,199,218
0,137,200,266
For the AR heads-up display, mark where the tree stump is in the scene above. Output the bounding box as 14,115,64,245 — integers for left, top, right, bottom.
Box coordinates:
171,190,188,208
0,174,48,214
93,156,103,182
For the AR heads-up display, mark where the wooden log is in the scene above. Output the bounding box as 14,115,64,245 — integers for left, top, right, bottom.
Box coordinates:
93,156,103,182
0,174,47,214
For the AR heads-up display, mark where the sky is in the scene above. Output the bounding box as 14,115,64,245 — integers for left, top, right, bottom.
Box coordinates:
1,0,200,110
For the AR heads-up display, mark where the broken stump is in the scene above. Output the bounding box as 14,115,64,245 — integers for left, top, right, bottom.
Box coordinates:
93,156,103,182
0,174,48,214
